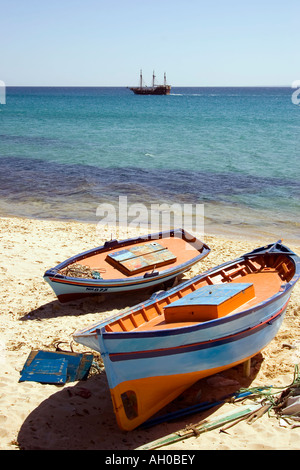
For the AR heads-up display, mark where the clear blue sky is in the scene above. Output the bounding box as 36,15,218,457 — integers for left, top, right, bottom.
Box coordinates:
1,0,299,86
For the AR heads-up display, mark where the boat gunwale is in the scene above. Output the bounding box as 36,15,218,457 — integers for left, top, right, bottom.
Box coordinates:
44,228,210,285
98,283,292,340
73,243,300,341
106,300,289,362
45,258,204,288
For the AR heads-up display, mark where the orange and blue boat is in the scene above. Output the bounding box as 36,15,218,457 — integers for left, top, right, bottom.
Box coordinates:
73,241,300,430
44,229,210,303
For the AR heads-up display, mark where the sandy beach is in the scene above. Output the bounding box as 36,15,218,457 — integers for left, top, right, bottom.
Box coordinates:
0,215,299,451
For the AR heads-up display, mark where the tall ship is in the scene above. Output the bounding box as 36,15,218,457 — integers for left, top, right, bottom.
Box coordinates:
129,70,171,95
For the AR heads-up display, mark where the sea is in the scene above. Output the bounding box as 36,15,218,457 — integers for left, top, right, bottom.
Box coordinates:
0,86,299,243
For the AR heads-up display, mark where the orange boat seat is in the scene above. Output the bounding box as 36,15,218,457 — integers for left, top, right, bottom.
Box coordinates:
164,283,255,322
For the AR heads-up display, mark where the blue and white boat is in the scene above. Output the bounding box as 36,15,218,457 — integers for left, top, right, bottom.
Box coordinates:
44,228,210,303
73,241,300,431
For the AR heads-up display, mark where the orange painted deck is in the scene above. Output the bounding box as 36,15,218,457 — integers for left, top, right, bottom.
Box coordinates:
105,254,294,333
71,236,202,280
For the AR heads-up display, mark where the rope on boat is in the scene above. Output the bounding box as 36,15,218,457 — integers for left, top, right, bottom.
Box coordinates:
59,263,106,279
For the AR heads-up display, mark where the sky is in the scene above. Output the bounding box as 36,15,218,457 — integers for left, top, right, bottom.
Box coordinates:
1,0,299,87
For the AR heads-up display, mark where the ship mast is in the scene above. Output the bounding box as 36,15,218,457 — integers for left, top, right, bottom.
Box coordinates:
164,72,167,86
152,70,156,87
140,70,143,88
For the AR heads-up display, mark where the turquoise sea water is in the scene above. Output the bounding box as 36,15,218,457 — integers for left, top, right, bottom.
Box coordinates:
0,87,299,242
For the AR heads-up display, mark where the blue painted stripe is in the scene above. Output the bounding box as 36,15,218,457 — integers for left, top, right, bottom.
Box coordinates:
101,284,293,342
99,292,291,358
108,304,286,363
103,311,286,389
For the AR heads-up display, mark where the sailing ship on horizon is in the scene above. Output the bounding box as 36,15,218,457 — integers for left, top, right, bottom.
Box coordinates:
129,70,171,95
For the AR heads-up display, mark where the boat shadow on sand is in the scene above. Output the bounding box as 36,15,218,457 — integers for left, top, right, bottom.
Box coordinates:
17,355,263,450
20,274,184,321
19,288,159,322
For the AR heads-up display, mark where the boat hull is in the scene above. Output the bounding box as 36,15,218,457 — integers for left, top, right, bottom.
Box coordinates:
44,266,191,303
129,85,171,95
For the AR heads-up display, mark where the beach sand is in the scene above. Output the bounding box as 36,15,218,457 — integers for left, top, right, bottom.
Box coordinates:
0,216,299,451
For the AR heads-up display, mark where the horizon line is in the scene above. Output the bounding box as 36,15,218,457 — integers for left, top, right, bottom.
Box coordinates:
5,84,293,88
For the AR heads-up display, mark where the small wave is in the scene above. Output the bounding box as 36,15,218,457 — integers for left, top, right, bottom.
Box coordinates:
170,93,203,96
144,153,155,157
